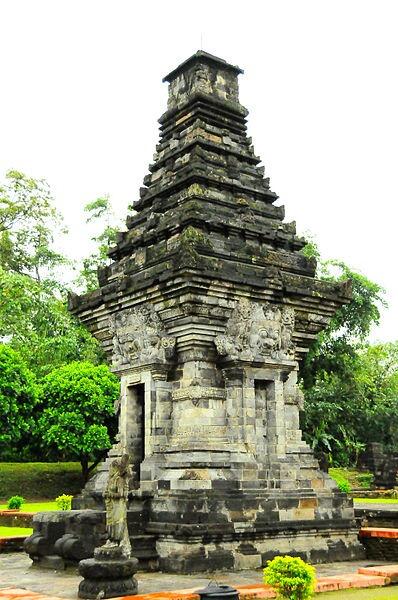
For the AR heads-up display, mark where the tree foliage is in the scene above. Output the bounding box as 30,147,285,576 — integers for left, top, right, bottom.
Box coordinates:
0,345,38,458
301,259,386,389
78,195,122,292
300,246,392,465
0,171,120,468
0,169,103,375
302,342,398,465
0,170,66,284
0,267,101,375
38,362,119,480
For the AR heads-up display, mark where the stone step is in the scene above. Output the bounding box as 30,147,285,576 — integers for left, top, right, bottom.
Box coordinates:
361,527,398,538
131,534,158,552
358,564,398,582
130,534,159,571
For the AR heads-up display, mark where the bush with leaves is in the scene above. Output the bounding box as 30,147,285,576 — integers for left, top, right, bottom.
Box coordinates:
335,478,351,494
0,345,38,459
263,555,316,600
6,495,25,510
39,362,119,481
55,494,73,510
357,473,374,489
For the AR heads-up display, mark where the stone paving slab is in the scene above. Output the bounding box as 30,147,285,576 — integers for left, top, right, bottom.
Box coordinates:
0,590,63,600
0,554,397,600
316,573,388,590
125,573,390,600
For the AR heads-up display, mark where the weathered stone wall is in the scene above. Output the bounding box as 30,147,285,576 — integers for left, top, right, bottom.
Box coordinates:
358,443,398,489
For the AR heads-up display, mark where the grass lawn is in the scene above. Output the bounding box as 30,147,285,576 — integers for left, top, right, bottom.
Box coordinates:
318,586,398,598
0,526,33,537
353,497,398,504
0,501,57,512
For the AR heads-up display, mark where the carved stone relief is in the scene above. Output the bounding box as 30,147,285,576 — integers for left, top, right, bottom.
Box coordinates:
215,300,295,362
172,386,226,406
109,306,175,367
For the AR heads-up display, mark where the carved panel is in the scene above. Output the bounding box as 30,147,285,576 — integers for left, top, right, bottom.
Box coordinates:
215,300,295,362
172,387,226,404
109,306,175,368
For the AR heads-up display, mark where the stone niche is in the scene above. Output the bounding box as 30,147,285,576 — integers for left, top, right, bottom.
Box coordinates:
27,51,364,572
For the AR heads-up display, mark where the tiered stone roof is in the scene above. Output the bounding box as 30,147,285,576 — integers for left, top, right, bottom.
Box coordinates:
69,50,349,361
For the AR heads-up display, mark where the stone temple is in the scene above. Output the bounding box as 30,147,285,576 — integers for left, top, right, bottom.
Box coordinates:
66,51,363,572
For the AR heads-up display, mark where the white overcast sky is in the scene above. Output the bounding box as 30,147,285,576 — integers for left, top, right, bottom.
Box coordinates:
0,0,397,342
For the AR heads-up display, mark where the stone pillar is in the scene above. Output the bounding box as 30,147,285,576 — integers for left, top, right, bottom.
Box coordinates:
283,369,305,453
223,367,245,446
266,376,286,459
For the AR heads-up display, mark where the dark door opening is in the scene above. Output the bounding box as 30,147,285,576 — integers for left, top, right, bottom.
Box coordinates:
128,383,145,484
254,380,270,463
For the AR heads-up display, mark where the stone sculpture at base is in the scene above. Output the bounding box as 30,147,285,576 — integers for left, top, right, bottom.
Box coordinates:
103,453,132,556
27,50,364,573
78,455,137,599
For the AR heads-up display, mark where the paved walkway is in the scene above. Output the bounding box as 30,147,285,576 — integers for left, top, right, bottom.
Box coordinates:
0,553,395,599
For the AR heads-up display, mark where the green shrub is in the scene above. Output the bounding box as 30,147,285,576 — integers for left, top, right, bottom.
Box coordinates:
0,462,84,500
0,345,38,459
337,479,351,493
7,495,25,510
357,473,374,489
329,470,352,493
263,555,316,600
55,494,73,510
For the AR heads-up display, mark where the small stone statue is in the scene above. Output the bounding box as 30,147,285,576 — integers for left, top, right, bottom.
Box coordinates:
78,453,137,598
103,454,132,558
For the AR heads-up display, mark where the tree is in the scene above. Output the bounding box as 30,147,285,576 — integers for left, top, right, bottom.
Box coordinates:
300,245,386,388
299,245,389,465
78,196,122,292
0,345,38,460
0,170,102,374
301,342,398,465
0,267,101,375
39,362,119,481
354,342,398,453
0,170,66,285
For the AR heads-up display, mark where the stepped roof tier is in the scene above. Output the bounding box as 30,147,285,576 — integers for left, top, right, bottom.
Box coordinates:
69,50,350,362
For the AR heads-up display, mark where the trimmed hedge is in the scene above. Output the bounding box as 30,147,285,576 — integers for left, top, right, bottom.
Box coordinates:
0,462,84,500
329,467,373,490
